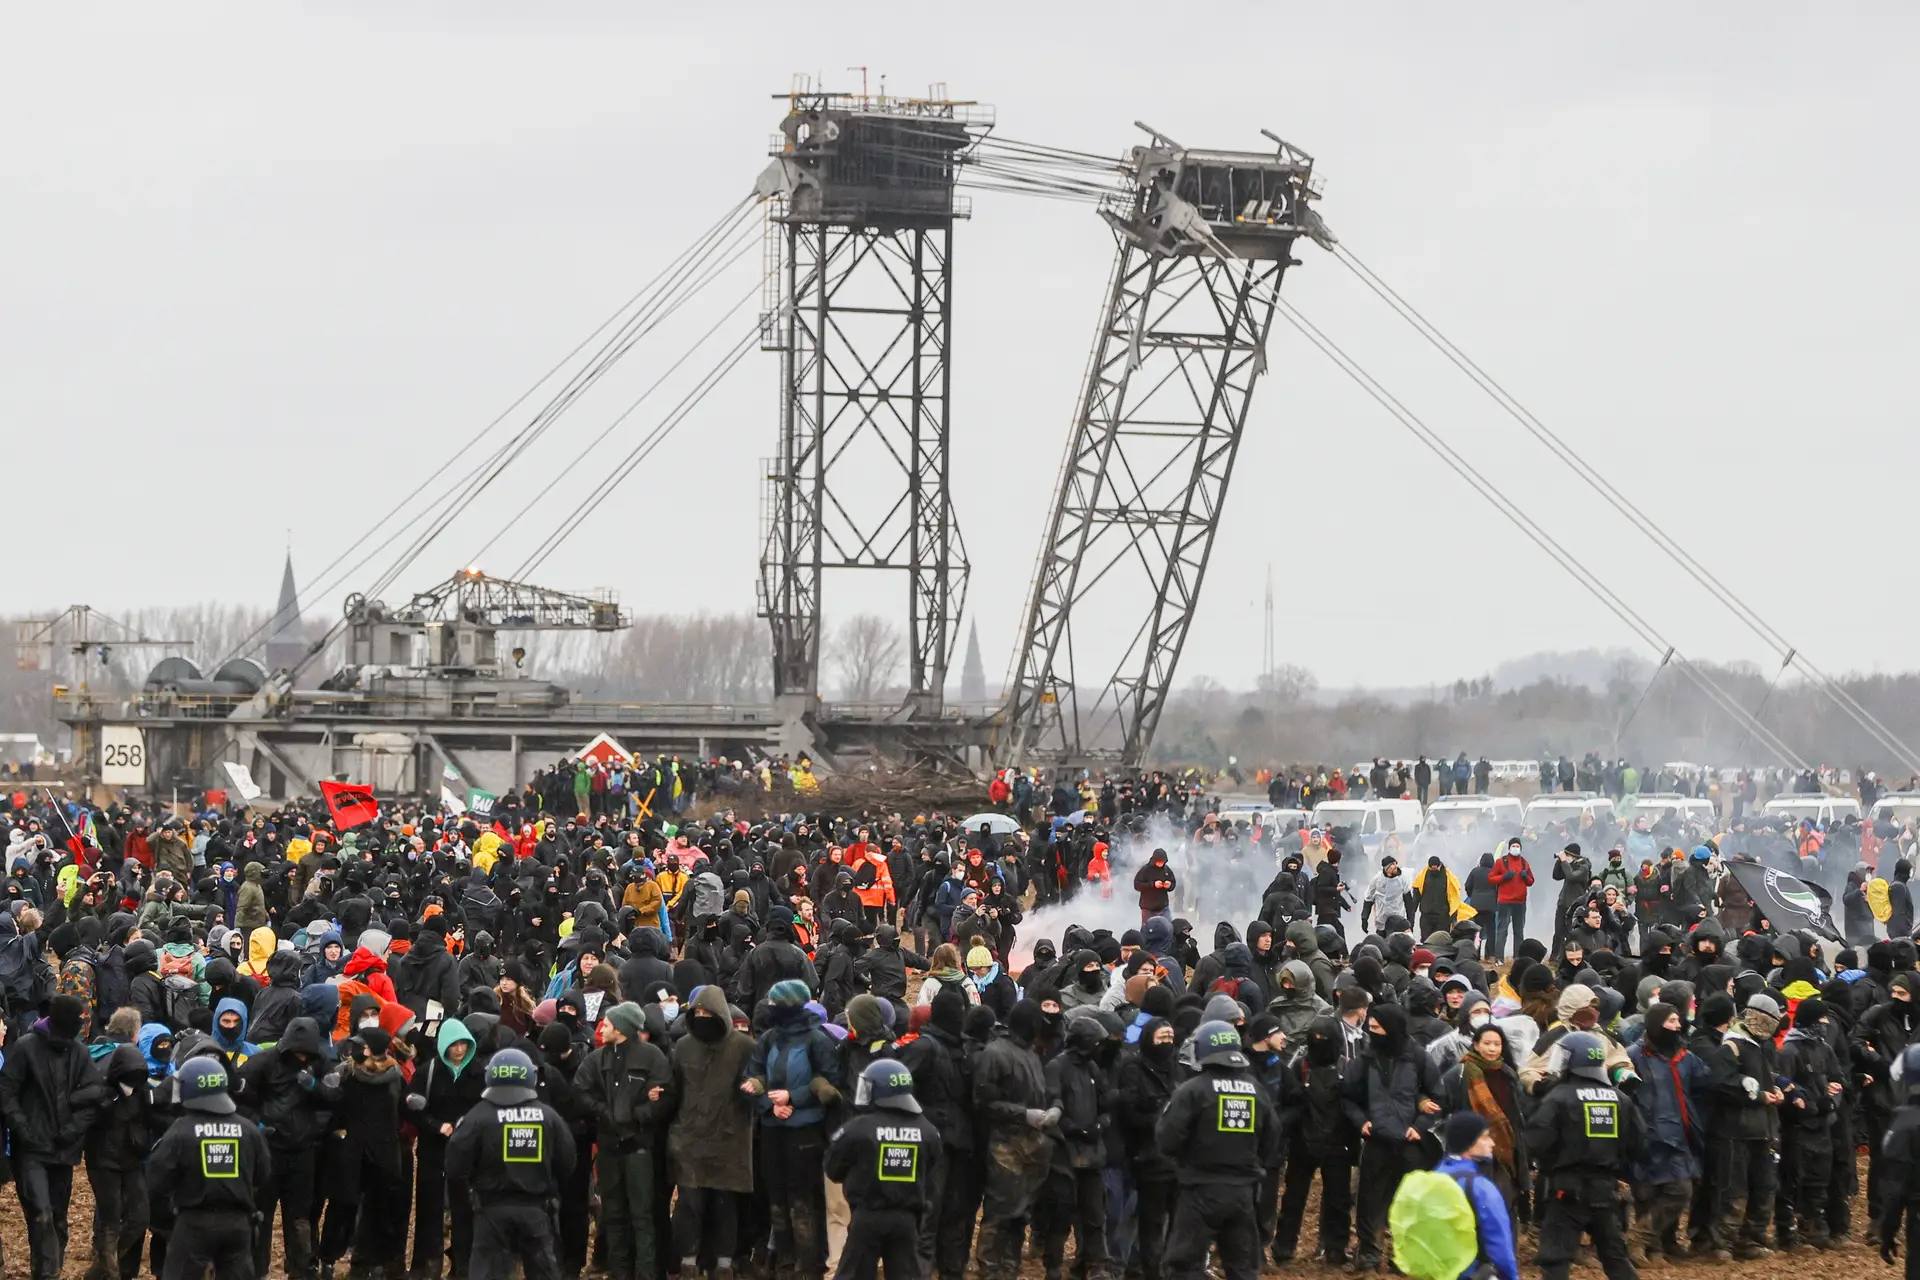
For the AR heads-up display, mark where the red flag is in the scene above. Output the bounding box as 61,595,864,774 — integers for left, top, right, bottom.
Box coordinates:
320,780,380,830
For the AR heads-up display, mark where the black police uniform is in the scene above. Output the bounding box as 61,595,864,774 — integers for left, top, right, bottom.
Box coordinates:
1879,1092,1920,1276
1524,1074,1644,1280
444,1095,578,1280
1153,1064,1281,1280
825,1108,944,1280
147,1107,274,1280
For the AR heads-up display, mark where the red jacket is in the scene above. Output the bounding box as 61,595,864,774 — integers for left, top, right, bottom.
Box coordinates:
1488,853,1535,905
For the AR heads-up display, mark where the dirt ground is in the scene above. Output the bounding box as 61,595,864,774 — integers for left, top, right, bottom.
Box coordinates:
2,1156,1882,1280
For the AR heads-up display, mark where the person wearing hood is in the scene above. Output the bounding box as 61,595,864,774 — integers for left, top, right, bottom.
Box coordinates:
1280,922,1333,1002
1857,970,1920,1223
235,861,270,932
1343,1004,1439,1272
1624,1001,1709,1265
392,916,462,1022
1116,1012,1181,1280
1041,1015,1112,1280
0,994,105,1280
858,922,929,1004
1694,993,1785,1260
342,932,398,1006
237,1013,338,1280
1777,997,1845,1251
210,996,260,1066
1549,843,1593,954
84,1039,153,1280
245,950,305,1045
617,927,674,1008
1266,958,1332,1045
730,909,818,1013
48,920,101,1042
1410,856,1466,940
403,1015,485,1280
1059,949,1110,1013
667,984,756,1280
1132,916,1185,997
577,1001,672,1280
318,1026,409,1276
456,929,502,999
1464,849,1498,923
234,923,277,988
302,930,347,988
971,1000,1058,1280
1133,849,1176,924
743,980,842,1280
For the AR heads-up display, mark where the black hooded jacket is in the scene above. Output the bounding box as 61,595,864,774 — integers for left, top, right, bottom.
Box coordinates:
237,1016,339,1152
391,929,461,1019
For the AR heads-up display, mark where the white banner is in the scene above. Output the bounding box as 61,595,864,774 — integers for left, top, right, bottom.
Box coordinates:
442,785,466,815
221,761,263,803
100,725,147,787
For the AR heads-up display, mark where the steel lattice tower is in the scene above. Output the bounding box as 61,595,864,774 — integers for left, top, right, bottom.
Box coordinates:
1001,129,1330,767
756,90,991,728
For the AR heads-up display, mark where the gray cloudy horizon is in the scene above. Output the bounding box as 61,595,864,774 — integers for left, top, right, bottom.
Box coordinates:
7,3,1917,696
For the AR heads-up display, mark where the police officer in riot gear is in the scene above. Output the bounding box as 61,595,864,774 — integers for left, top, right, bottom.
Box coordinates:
445,1047,578,1280
825,1057,943,1280
146,1055,273,1280
1877,1042,1920,1273
1526,1031,1644,1280
1154,1021,1281,1280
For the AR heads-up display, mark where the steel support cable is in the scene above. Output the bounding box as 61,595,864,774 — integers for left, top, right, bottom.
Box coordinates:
354,204,759,608
469,280,760,564
216,196,756,668
272,203,760,684
263,210,756,679
1732,649,1797,761
511,323,760,580
1613,648,1673,749
1255,284,1811,770
1330,245,1920,776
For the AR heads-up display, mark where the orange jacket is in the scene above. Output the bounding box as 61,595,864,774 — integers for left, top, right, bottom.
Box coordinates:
851,849,895,908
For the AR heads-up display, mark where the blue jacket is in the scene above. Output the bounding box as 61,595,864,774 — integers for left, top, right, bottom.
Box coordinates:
1625,1043,1709,1183
747,1014,842,1127
1434,1155,1518,1280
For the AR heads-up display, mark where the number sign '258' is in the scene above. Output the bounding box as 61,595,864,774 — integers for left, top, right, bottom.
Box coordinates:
101,725,147,786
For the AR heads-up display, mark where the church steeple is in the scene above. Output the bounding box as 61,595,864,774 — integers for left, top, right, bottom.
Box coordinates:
264,553,304,672
960,618,986,703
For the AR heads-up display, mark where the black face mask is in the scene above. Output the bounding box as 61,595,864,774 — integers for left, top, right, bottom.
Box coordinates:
1144,1039,1176,1065
1042,1009,1064,1032
1645,1024,1681,1055
1306,1034,1340,1068
1078,969,1104,993
688,1013,727,1043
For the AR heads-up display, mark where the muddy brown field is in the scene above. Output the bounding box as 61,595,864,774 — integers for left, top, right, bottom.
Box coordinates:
2,1156,1881,1280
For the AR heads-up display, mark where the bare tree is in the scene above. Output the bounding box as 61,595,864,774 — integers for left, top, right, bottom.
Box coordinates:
831,615,905,700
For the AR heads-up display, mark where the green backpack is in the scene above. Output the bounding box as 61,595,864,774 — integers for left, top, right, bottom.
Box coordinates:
1389,1168,1480,1280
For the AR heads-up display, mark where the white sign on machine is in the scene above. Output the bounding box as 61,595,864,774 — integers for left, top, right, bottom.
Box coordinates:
100,724,147,786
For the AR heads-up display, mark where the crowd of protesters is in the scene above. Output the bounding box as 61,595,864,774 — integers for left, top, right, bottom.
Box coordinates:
1,755,1919,1280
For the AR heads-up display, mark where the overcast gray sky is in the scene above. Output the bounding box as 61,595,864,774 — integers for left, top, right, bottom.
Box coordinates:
8,3,1918,692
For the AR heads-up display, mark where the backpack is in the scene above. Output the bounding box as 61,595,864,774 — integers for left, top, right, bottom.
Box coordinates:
159,947,196,979
163,973,203,1030
1389,1169,1480,1280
